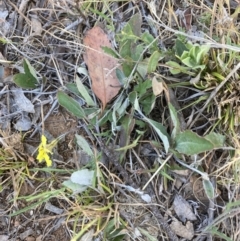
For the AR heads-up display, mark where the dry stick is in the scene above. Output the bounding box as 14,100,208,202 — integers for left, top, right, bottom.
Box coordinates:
189,62,240,129
206,177,216,241
30,99,58,138
98,141,179,241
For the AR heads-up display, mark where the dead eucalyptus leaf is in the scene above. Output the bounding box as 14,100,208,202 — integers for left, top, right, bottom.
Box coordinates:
83,26,121,110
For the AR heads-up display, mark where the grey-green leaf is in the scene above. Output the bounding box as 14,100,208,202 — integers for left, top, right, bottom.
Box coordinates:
24,59,38,80
147,51,162,73
203,179,215,199
169,103,181,139
75,134,93,156
145,118,170,153
204,132,225,148
128,13,142,37
175,130,214,155
76,75,95,106
175,39,188,57
13,73,37,89
57,91,85,118
102,46,120,59
13,59,38,89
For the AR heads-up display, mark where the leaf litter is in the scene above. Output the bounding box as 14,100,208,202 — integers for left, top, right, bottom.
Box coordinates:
83,26,121,110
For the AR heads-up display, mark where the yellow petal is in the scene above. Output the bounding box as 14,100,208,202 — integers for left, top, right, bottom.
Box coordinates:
41,135,47,145
36,135,53,167
36,151,44,162
45,154,52,167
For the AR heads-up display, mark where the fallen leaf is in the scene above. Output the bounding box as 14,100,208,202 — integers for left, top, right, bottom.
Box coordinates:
11,87,35,113
152,76,164,96
0,235,9,241
173,194,197,222
83,26,121,110
14,114,32,131
179,8,192,31
30,15,42,35
170,218,194,240
0,10,10,36
80,229,94,241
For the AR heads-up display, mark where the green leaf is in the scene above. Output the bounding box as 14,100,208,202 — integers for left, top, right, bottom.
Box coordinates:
119,24,137,42
116,68,126,86
140,93,156,115
122,60,134,77
13,59,38,88
57,91,85,118
168,103,181,139
66,83,81,96
175,39,188,57
116,135,140,151
130,91,170,152
24,59,38,80
131,43,144,61
117,97,129,116
195,45,210,64
204,132,225,148
62,180,86,194
63,169,95,194
166,61,189,75
118,114,135,161
119,39,132,58
175,130,214,155
138,227,158,241
202,178,215,199
145,118,170,153
141,32,158,52
75,75,95,106
181,56,196,68
128,13,142,37
180,50,190,60
189,45,199,60
134,79,152,97
207,227,233,241
71,169,94,186
137,59,148,79
147,51,162,73
111,95,126,130
13,73,36,89
102,46,120,59
141,32,154,44
75,134,93,156
104,219,126,241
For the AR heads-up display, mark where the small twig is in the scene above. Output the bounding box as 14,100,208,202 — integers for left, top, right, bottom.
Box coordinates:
60,18,84,35
189,62,240,128
142,153,172,191
0,90,57,96
30,99,58,138
206,177,216,241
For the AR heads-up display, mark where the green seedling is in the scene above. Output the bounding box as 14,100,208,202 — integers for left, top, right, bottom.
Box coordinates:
167,38,211,77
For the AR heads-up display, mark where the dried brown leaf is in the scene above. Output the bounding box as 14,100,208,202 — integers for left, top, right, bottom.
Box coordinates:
173,194,197,222
83,26,121,110
170,218,194,240
152,76,164,96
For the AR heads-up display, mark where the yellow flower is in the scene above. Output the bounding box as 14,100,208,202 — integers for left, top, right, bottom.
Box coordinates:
36,135,56,167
